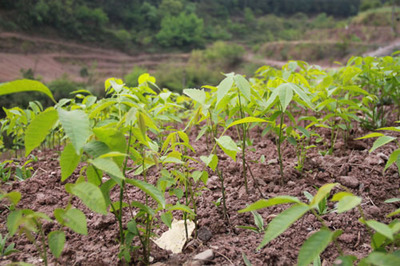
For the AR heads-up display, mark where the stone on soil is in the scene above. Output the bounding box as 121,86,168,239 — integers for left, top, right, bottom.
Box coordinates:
193,249,214,261
337,176,359,188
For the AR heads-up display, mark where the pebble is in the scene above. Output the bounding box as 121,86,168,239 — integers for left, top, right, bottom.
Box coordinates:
268,159,278,165
193,249,214,261
197,226,212,242
337,176,359,189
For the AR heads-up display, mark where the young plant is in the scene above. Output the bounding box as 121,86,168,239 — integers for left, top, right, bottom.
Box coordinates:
357,123,400,175
258,64,315,184
2,191,67,265
0,233,18,256
237,210,265,233
239,183,400,265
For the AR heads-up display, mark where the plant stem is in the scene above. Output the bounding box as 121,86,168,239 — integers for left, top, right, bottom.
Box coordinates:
37,222,48,266
277,111,285,185
237,91,248,194
217,168,229,222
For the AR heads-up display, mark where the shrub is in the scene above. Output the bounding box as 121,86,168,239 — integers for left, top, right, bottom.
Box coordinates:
156,12,205,48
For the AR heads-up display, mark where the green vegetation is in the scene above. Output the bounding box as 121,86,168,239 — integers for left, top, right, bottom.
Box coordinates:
0,0,365,51
1,52,400,264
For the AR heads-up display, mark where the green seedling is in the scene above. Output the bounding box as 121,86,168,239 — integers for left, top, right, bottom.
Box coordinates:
239,183,400,265
357,123,400,174
237,211,265,233
0,233,19,256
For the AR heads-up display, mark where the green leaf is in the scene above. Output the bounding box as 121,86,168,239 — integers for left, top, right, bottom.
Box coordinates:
89,157,125,185
60,143,81,182
217,74,234,106
331,192,354,201
25,107,58,156
200,154,218,171
289,83,315,110
89,99,117,119
168,203,195,215
277,83,293,112
161,212,173,228
252,211,264,231
385,149,400,172
365,252,400,266
130,201,156,216
84,141,110,158
0,79,55,102
227,117,268,129
356,132,384,140
335,255,357,266
298,229,334,266
7,210,22,236
234,74,251,101
366,220,393,240
54,208,88,235
259,204,309,249
337,196,362,213
183,88,206,106
93,127,127,166
58,109,92,155
264,89,280,110
242,252,252,266
0,191,21,206
86,165,103,186
385,198,400,203
216,135,238,161
125,178,165,208
310,183,337,208
48,231,65,258
370,136,396,153
70,182,107,215
239,196,301,213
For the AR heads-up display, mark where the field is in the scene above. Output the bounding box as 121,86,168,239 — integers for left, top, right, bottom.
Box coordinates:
1,56,400,265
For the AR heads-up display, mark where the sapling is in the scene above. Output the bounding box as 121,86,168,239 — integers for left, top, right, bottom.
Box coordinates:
239,182,400,265
2,191,68,266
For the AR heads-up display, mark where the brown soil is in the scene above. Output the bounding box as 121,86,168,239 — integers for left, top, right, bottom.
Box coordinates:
1,29,400,86
0,32,189,84
0,115,399,265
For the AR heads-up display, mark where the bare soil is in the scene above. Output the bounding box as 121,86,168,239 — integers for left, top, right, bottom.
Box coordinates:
2,30,400,85
0,32,189,84
0,113,400,265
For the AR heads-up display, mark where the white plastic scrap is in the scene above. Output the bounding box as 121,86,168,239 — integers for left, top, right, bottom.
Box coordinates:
153,219,195,254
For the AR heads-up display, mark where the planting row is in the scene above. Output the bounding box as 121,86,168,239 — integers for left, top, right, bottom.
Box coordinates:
1,56,400,265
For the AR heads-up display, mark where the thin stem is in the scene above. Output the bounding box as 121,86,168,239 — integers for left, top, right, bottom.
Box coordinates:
277,111,285,185
237,91,248,194
217,168,229,222
37,222,48,266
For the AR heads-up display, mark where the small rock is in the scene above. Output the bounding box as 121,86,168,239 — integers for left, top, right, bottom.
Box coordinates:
377,152,388,162
273,185,280,193
365,155,383,166
338,233,356,243
197,226,212,242
287,181,296,186
194,249,214,261
255,178,267,186
207,175,219,189
183,260,202,266
347,139,368,150
365,205,381,218
337,176,359,189
268,159,278,165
